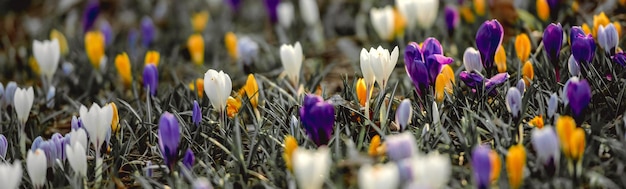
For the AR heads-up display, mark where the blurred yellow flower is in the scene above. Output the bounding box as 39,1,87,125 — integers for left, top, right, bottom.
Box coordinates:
495,45,507,73
356,78,368,107
529,115,544,129
593,12,610,39
144,51,160,66
506,144,526,189
50,29,69,56
522,61,534,87
110,102,120,133
283,135,298,172
115,53,132,87
29,56,40,75
556,116,576,156
187,34,205,65
435,65,455,103
582,23,592,36
515,33,531,62
188,78,204,98
392,8,406,39
460,6,475,24
226,96,241,118
568,128,586,161
536,0,549,21
85,31,105,68
225,32,238,60
489,150,501,183
191,11,210,33
614,21,622,37
474,0,486,16
571,1,578,12
368,135,384,157
238,74,259,108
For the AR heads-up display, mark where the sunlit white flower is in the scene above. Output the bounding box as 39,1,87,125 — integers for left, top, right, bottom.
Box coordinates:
370,6,395,41
414,0,439,29
364,46,399,90
280,42,304,85
27,149,47,188
277,2,295,28
506,87,522,118
395,99,412,131
358,163,400,189
80,103,113,154
33,39,61,82
66,142,87,177
396,0,420,31
405,152,451,188
203,69,232,112
299,0,320,26
0,160,22,189
293,147,330,189
598,23,619,54
531,126,560,167
14,87,34,126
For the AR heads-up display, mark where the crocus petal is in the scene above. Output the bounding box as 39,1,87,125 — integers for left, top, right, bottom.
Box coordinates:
472,145,492,189
158,112,180,167
459,71,485,89
406,59,429,96
422,37,443,58
395,99,413,131
385,132,419,161
0,160,22,189
463,47,483,73
27,149,47,188
531,126,560,167
564,77,591,117
299,94,335,146
475,19,504,70
292,147,330,189
543,23,563,63
358,163,400,189
66,142,87,177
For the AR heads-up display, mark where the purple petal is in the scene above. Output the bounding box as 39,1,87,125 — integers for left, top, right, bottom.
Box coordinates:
543,23,563,63
264,0,280,23
471,145,492,189
444,6,460,32
406,59,429,96
405,42,423,64
143,64,159,96
422,37,443,58
476,20,504,70
82,0,100,32
459,71,485,89
141,17,155,48
158,112,180,167
426,54,454,84
192,100,202,126
183,148,195,170
612,52,626,67
300,94,335,146
566,78,591,117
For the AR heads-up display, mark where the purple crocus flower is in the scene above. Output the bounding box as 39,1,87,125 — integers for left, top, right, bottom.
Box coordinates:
82,0,100,32
570,28,596,64
39,141,57,167
143,64,158,96
192,100,201,126
226,0,242,11
564,77,591,117
31,136,43,151
299,94,335,146
182,148,195,170
141,16,155,48
612,51,626,67
471,145,492,189
385,132,418,161
531,126,560,174
405,38,454,96
0,134,7,159
3,81,17,107
475,19,504,72
543,23,563,81
506,87,522,118
264,0,280,23
100,19,113,46
444,5,460,36
459,71,509,96
158,112,181,168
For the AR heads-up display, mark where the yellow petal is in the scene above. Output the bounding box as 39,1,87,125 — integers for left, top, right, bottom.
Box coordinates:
368,135,382,157
572,1,579,12
195,78,204,98
536,0,550,21
474,0,486,16
85,31,105,68
441,65,455,84
109,102,120,133
495,45,507,73
528,115,544,129
614,21,622,37
226,96,242,118
191,11,210,33
115,53,133,87
356,78,368,107
522,61,534,86
283,135,298,172
392,8,406,40
569,128,586,161
556,116,576,156
29,56,40,76
435,73,452,103
489,150,501,183
460,6,475,24
581,23,592,36
506,144,526,189
241,74,259,108
515,33,531,63
593,12,610,39
50,29,69,56
144,51,160,66
187,34,205,65
225,32,238,60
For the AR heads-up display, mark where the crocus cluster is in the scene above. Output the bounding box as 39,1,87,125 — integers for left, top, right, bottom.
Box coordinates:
299,94,335,146
404,38,453,96
570,26,596,65
31,133,71,167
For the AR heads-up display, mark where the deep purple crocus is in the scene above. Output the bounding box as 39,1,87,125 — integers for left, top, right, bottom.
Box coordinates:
143,64,158,96
475,19,504,72
100,19,113,46
0,134,7,158
564,77,591,117
570,27,596,64
226,0,242,11
405,38,454,96
543,23,564,81
192,100,201,126
182,148,195,170
299,94,335,146
612,52,626,67
264,0,280,23
459,71,509,96
471,145,492,189
444,5,460,36
82,0,100,32
141,16,155,48
158,112,181,168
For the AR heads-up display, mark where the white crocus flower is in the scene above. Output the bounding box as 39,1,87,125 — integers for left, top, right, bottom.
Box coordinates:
369,46,399,91
299,0,320,26
531,126,560,167
395,99,413,131
27,149,47,188
463,47,483,73
358,163,400,189
407,152,451,188
280,42,304,86
277,2,295,29
33,39,61,82
370,6,395,41
80,102,112,183
396,0,419,31
0,160,22,189
14,87,34,126
414,0,439,29
203,69,232,113
69,128,88,151
66,142,87,177
598,23,619,54
292,147,331,189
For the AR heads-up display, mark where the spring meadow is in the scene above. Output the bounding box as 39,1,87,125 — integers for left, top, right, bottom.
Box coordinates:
3,0,626,188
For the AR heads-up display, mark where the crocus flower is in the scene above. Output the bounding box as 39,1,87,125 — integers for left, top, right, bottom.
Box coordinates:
385,132,418,161
300,94,335,146
237,36,259,67
85,31,105,69
463,47,483,73
506,87,522,118
367,46,399,90
368,135,383,156
474,0,486,16
182,148,195,170
459,72,509,96
203,69,232,113
277,2,294,28
115,52,132,87
592,12,611,39
506,144,526,189
476,19,504,72
33,39,61,82
613,51,626,67
280,42,303,86
69,128,88,152
283,135,298,172
80,103,113,159
568,55,580,76
189,78,204,98
100,19,113,46
292,147,330,189
14,87,34,126
192,177,214,189
264,0,279,23
0,161,22,189
299,0,320,26
405,39,454,95
399,152,451,187
143,64,158,96
472,145,491,189
192,100,201,126
531,126,560,173
144,51,160,66
82,0,99,32
521,61,534,86
370,6,395,41
0,135,6,158
515,33,531,62
50,30,68,57
358,163,400,189
543,23,563,79
66,142,87,177
187,34,204,65
536,0,550,21
495,45,507,73
570,27,596,64
191,11,209,33
158,112,180,168
516,79,525,93
141,16,155,47
435,65,455,103
395,99,413,131
237,74,259,108
110,102,119,134
27,149,47,188
225,32,238,60
548,93,558,118
396,0,419,31
556,116,586,176
355,78,368,107
226,96,242,118
563,77,591,117
444,5,460,36
414,0,439,29
489,150,502,182
598,23,619,55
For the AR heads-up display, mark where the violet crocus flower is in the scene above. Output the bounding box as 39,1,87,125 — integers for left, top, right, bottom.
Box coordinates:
563,77,591,117
100,19,113,46
141,16,155,48
3,81,16,108
613,51,626,67
444,5,459,36
143,64,158,96
471,145,492,189
31,136,43,152
0,134,7,159
475,19,504,72
543,23,563,81
405,38,454,96
182,148,195,170
385,132,418,161
459,71,509,96
82,0,100,32
158,112,181,169
570,27,596,64
299,94,335,146
264,0,280,23
192,100,201,126
506,87,522,118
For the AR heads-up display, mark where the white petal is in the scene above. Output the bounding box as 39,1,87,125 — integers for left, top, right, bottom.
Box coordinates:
277,2,295,28
293,147,330,189
358,163,400,189
27,149,47,187
66,143,87,177
299,0,320,26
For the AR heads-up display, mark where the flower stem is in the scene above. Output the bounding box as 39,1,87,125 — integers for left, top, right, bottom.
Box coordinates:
95,149,103,186
20,126,26,158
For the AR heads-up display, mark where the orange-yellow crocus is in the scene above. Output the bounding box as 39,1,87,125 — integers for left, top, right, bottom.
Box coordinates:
529,115,544,129
515,33,531,62
50,29,69,56
238,74,259,108
614,21,622,37
188,78,204,98
460,6,475,24
435,65,455,103
474,0,486,16
226,96,242,118
556,116,576,155
29,56,40,76
593,12,611,39
522,61,534,87
572,1,579,12
144,51,160,66
582,23,592,36
110,102,120,133
191,11,210,33
187,34,205,65
536,0,550,21
495,45,507,73
392,8,406,39
556,115,585,177
85,31,105,68
225,32,238,60
489,150,501,182
355,78,370,107
569,128,586,162
115,53,132,87
368,135,384,157
506,144,526,189
283,135,298,172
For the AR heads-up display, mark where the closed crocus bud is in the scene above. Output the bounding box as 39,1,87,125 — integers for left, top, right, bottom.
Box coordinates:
158,112,180,169
355,78,368,107
0,135,6,158
27,149,47,188
463,47,483,73
192,177,213,189
536,0,550,21
299,0,320,26
144,51,160,66
506,87,522,118
370,46,399,90
563,77,591,117
80,103,113,156
396,0,419,31
237,36,259,67
495,45,507,73
567,55,580,76
506,144,526,189
444,5,460,35
187,34,204,66
385,132,418,161
50,29,69,56
3,81,16,108
14,87,34,126
435,66,455,103
522,61,534,86
238,74,259,108
292,147,331,189
141,17,155,48
556,116,576,155
33,39,61,82
358,163,400,189
474,0,486,16
191,11,209,33
476,19,504,72
69,128,88,151
543,23,564,80
280,42,304,86
143,64,158,96
598,23,619,55
192,100,201,126
368,135,383,156
300,94,335,146
489,150,502,182
370,6,395,41
66,142,87,177
264,0,280,23
115,53,132,87
571,29,596,64
515,33,531,62
85,31,105,69
516,79,526,93
472,145,492,189
203,69,232,113
0,160,22,189
225,32,238,60
547,93,558,118
277,2,294,28
82,0,99,32
182,148,195,170
415,0,439,29
396,99,413,131
531,126,560,171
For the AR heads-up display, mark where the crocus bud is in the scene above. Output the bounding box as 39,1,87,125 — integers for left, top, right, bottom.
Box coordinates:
277,2,294,28
182,148,195,170
158,112,180,169
27,149,47,188
238,74,259,108
187,34,204,66
71,116,82,130
385,132,418,161
571,28,596,64
444,5,460,36
226,96,241,118
548,93,558,118
370,46,400,89
516,79,526,93
144,51,160,66
191,11,209,33
66,142,87,177
515,33,531,62
522,61,534,86
299,0,320,26
543,23,564,79
14,87,34,126
225,32,238,60
69,128,88,151
192,100,201,126
85,31,105,69
358,163,400,189
300,94,335,146
110,102,119,134
280,42,304,86
0,160,22,189
192,177,214,189
0,135,7,158
463,47,483,73
141,16,155,47
489,150,502,182
82,0,99,32
80,103,113,156
396,0,418,31
368,135,383,156
203,69,232,113
531,126,560,171
143,64,158,96
356,78,368,107
592,12,611,39
396,99,413,131
370,6,395,41
33,39,61,82
476,19,504,71
415,0,439,29
31,137,43,151
567,55,580,76
506,87,522,118
563,77,591,117
115,53,132,87
495,45,507,73
293,147,330,189
472,145,491,189
264,0,279,23
598,23,619,55
536,0,550,21
237,36,259,66
506,144,526,189
50,29,69,56
613,51,626,67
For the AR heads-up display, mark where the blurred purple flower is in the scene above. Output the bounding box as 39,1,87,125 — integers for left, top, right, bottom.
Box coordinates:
459,71,509,96
183,148,195,170
226,0,242,11
3,81,17,108
475,19,504,72
158,112,181,169
100,19,113,46
531,127,560,170
192,100,201,126
612,52,626,67
516,79,525,94
444,5,459,36
0,134,7,158
143,64,158,96
564,77,591,117
82,0,100,32
264,0,280,23
299,94,335,146
141,17,155,48
31,136,43,152
471,145,491,189
543,23,563,80
385,132,418,161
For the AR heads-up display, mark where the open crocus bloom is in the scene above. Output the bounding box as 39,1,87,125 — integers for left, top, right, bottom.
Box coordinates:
292,147,330,189
459,72,509,96
405,38,454,96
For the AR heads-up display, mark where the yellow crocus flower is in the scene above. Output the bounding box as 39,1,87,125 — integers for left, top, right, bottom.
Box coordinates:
435,65,455,103
528,115,544,129
521,61,534,87
238,74,259,108
29,56,40,76
110,102,120,133
515,33,531,63
283,135,298,172
556,116,576,155
495,45,507,73
50,29,69,56
572,1,579,12
536,0,550,21
85,31,105,68
368,135,383,157
460,6,475,24
226,96,242,118
225,32,238,60
506,144,526,189
188,78,205,98
187,34,205,65
489,150,501,183
115,53,132,87
356,78,368,107
144,51,160,66
593,12,611,39
581,23,592,36
191,11,210,33
392,8,406,39
474,0,486,16
441,64,455,84
569,128,586,161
